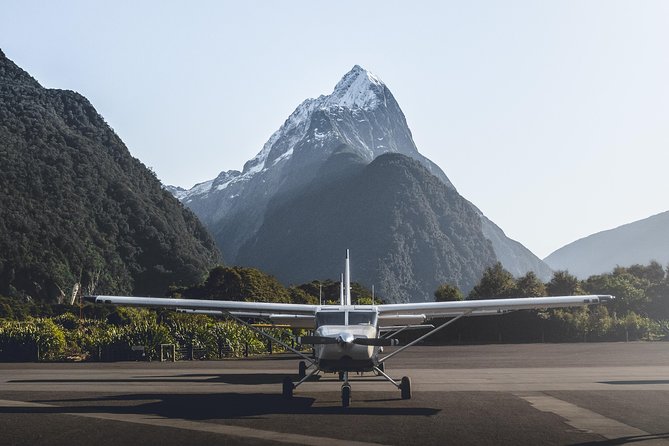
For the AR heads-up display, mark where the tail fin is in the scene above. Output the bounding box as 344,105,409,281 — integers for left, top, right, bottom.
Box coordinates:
345,249,351,306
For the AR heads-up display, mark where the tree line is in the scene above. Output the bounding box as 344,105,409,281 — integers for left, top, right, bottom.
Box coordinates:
1,262,668,361
431,261,669,343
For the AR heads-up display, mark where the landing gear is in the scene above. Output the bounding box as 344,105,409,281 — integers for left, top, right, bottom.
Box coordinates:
282,377,294,399
298,361,307,379
373,364,411,400
374,362,385,376
400,376,412,400
338,371,345,381
341,384,351,408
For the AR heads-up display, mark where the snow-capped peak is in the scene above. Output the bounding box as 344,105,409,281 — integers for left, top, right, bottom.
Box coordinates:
175,65,391,201
327,65,385,109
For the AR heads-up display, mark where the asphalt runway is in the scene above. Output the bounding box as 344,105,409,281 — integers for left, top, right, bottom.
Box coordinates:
1,342,669,445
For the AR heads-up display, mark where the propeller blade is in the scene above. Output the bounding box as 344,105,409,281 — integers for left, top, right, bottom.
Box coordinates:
298,336,338,345
352,338,399,347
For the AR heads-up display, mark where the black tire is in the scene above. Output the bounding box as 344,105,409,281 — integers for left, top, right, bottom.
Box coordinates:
298,361,307,379
400,376,411,400
377,362,385,375
341,384,351,408
282,377,294,399
338,371,345,381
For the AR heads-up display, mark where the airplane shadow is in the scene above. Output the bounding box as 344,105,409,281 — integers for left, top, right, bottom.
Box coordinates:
570,432,669,445
10,373,321,385
0,393,441,419
599,380,669,385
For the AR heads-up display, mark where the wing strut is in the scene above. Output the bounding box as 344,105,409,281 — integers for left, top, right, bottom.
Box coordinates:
378,310,473,364
224,311,316,367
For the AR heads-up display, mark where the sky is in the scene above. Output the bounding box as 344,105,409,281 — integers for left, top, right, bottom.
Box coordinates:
2,1,668,259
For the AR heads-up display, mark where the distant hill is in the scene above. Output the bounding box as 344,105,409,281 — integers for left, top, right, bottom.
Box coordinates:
544,211,669,278
0,49,220,300
171,65,551,301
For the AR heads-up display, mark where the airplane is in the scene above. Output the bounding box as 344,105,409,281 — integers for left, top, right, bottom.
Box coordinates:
85,250,614,407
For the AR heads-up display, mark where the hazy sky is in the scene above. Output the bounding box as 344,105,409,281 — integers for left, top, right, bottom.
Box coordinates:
2,1,668,259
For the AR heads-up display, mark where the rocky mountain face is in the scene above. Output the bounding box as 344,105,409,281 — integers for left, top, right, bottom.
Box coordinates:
544,211,669,279
0,49,220,300
238,153,498,302
174,65,551,302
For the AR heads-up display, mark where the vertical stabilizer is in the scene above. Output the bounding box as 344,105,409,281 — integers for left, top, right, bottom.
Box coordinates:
345,249,351,306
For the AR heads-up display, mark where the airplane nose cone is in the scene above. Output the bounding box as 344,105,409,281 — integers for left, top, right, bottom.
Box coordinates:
337,333,354,346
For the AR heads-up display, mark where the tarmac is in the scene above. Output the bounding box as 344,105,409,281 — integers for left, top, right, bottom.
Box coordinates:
1,342,668,445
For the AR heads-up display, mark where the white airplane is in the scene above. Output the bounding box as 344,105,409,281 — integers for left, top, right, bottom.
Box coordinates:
86,250,613,407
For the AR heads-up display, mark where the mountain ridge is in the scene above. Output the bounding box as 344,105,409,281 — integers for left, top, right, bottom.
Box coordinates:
544,211,669,278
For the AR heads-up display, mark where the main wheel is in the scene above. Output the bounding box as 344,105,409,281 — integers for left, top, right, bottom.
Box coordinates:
282,377,294,399
400,376,411,400
341,384,351,408
338,371,345,381
298,361,307,379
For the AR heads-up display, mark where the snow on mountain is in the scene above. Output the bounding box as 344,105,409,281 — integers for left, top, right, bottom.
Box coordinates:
178,65,449,206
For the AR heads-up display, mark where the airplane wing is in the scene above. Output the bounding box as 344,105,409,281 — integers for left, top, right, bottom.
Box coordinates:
86,294,612,329
377,294,613,319
85,295,318,317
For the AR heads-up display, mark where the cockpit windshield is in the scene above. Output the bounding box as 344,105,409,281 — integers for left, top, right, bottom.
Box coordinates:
348,311,378,326
316,311,345,327
315,310,378,327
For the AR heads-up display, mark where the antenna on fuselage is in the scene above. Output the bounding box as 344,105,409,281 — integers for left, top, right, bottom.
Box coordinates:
340,274,344,305
345,249,351,306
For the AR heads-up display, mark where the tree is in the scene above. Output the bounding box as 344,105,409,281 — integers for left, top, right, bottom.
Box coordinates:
468,263,516,299
546,271,582,296
514,272,547,298
626,261,665,284
181,266,291,303
434,284,464,302
583,270,649,316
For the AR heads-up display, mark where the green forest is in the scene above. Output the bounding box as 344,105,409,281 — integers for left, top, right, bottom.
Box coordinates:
1,261,667,362
0,50,220,302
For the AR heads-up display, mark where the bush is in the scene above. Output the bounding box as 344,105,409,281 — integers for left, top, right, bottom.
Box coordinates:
0,318,66,361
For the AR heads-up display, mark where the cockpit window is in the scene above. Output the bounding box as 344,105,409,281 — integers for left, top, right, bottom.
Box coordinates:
348,311,377,326
316,311,345,327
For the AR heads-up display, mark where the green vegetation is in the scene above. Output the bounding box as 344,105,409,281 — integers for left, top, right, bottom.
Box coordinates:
0,261,668,362
434,283,464,302
0,305,294,362
432,261,669,343
0,51,220,302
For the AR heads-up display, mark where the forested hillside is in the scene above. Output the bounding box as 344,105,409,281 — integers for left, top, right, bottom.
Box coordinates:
238,152,497,302
0,49,220,301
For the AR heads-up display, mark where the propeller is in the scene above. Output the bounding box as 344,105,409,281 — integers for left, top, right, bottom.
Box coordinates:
298,335,398,346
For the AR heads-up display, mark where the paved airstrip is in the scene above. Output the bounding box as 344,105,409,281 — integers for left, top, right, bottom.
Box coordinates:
1,342,668,445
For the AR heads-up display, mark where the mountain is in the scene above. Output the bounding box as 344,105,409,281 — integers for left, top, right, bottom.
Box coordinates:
544,211,669,278
239,153,497,302
174,65,551,302
0,49,221,301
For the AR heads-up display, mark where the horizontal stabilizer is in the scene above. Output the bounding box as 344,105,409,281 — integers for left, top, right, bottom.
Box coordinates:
353,338,399,346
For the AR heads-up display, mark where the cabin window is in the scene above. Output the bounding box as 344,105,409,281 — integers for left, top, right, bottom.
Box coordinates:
316,311,346,327
348,311,377,326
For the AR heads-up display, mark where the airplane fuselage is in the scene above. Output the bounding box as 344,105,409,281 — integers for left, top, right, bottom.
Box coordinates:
312,308,381,372
314,324,379,372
